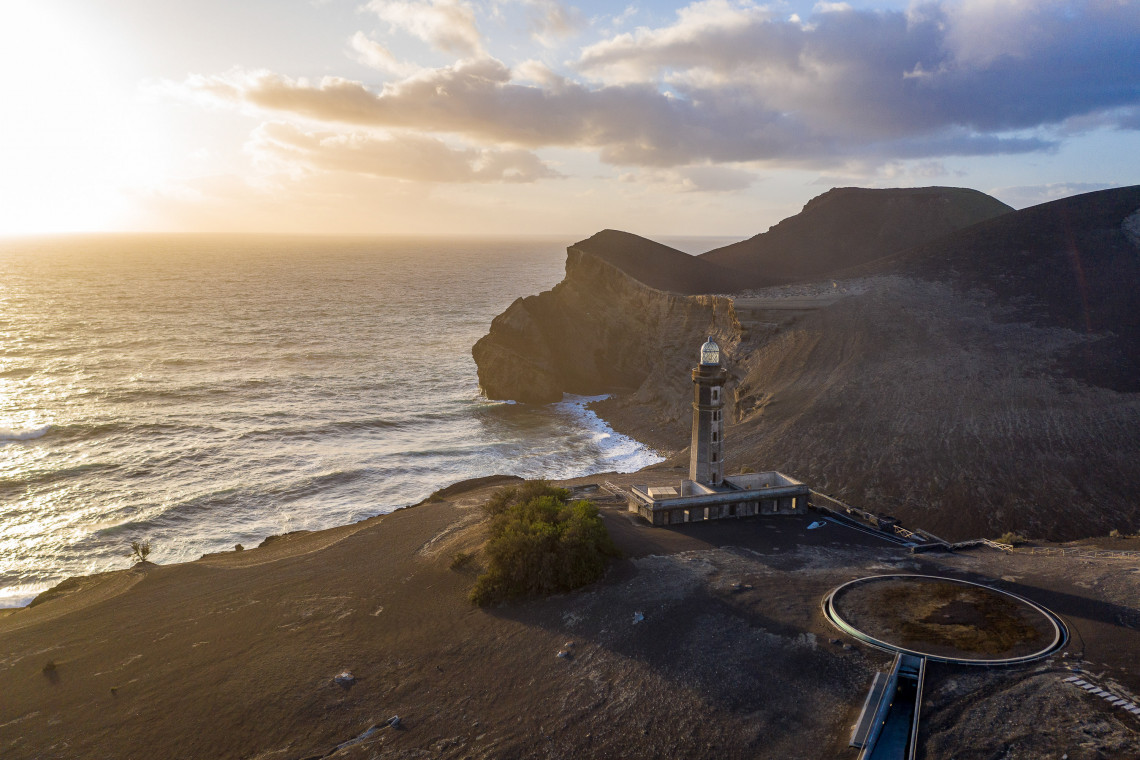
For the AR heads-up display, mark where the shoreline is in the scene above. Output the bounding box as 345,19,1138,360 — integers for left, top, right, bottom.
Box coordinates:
4,456,1140,759
1,394,663,610
0,389,665,610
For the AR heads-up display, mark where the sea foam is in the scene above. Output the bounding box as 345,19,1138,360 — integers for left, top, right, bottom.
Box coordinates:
554,395,665,473
0,424,51,442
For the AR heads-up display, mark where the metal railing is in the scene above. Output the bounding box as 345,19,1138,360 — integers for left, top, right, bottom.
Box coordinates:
947,538,1014,552
1018,546,1140,559
810,491,939,543
810,491,878,524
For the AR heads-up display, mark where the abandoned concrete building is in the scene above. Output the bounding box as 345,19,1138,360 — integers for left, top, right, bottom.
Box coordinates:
628,337,810,526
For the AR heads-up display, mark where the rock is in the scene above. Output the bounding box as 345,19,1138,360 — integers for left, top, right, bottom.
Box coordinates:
387,715,403,730
556,650,572,659
632,611,645,625
472,239,740,404
234,544,244,551
333,671,355,686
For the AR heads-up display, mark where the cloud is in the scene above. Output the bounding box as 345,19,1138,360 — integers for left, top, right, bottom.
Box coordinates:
579,0,1140,137
365,0,483,56
248,121,561,183
186,0,1140,170
623,164,756,192
348,32,420,77
187,57,1052,170
515,0,584,45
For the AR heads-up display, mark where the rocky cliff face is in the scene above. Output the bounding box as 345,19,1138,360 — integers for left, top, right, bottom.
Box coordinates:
473,241,740,404
474,186,1140,540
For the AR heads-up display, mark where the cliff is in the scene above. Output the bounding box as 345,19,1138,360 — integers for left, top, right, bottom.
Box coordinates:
472,231,740,404
474,186,1140,541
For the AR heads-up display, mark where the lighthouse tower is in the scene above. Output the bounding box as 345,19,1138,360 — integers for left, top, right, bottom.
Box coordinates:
689,337,728,486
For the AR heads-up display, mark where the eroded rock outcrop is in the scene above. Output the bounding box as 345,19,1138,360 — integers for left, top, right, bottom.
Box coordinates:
473,233,740,404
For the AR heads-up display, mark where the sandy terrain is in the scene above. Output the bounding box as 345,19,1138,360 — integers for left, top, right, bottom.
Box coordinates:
3,474,1139,758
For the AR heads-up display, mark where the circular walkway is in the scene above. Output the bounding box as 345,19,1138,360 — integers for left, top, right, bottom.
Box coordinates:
824,574,1066,664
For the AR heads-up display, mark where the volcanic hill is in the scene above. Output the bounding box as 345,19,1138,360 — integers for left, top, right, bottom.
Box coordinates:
474,186,1140,542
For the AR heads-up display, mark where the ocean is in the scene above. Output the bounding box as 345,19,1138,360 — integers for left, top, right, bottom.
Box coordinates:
0,234,730,608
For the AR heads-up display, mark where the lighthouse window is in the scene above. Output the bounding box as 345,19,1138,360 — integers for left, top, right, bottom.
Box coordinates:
712,432,718,442
712,452,718,462
712,389,719,401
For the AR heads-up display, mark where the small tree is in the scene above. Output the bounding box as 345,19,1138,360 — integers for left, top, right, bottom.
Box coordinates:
130,540,151,564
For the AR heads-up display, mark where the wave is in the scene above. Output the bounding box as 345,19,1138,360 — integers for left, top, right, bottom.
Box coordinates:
0,461,120,494
0,424,51,442
97,468,376,536
237,417,413,441
42,420,224,446
553,394,665,474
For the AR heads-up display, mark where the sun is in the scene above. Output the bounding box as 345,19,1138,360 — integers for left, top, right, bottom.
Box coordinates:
0,2,170,235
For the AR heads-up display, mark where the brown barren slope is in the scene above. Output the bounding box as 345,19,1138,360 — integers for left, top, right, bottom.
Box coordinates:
3,475,1140,759
700,186,1012,285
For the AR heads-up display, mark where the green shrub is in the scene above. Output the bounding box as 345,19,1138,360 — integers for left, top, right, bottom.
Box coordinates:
1109,529,1122,538
470,483,619,606
997,532,1027,546
481,480,570,517
450,550,474,570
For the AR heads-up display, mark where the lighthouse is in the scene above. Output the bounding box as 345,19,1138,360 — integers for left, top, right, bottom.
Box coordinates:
689,337,728,486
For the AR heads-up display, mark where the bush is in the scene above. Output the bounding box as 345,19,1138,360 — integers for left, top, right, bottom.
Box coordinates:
997,532,1027,546
450,550,474,570
129,540,151,564
470,483,619,606
1109,529,1122,538
481,480,569,517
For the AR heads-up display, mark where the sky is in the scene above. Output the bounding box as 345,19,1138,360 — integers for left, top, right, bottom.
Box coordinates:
1,0,1137,237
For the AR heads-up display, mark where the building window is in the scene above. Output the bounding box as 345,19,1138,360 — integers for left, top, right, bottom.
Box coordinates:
712,432,718,442
711,452,717,462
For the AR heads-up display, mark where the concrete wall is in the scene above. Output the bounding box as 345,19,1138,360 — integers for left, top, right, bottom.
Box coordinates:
629,473,809,526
